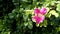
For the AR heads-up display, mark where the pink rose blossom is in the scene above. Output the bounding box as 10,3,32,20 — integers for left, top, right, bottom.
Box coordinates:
32,7,47,24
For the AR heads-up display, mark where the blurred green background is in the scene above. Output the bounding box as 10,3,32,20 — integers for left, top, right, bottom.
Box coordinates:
0,0,60,34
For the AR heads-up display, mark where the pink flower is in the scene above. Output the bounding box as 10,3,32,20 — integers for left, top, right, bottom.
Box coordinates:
40,7,47,15
32,7,47,24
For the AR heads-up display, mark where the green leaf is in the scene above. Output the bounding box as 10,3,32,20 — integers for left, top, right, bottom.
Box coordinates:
25,10,34,16
24,22,28,26
49,10,59,18
36,24,39,27
28,21,33,29
56,27,60,32
39,23,43,27
43,20,47,27
54,13,59,18
46,13,51,18
40,20,47,27
1,31,10,34
56,4,60,11
8,13,15,19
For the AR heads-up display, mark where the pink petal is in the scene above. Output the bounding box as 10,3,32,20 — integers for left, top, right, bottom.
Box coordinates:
39,16,45,22
36,17,41,24
32,15,45,24
40,7,47,15
36,16,45,24
32,16,40,24
34,8,40,15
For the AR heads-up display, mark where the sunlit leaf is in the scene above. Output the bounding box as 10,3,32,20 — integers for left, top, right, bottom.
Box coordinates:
46,13,51,18
49,10,59,18
36,24,39,27
56,4,60,11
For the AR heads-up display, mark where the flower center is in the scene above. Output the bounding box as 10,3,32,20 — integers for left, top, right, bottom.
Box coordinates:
38,13,44,17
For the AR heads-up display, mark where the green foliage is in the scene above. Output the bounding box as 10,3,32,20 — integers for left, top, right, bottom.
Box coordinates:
0,0,60,34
